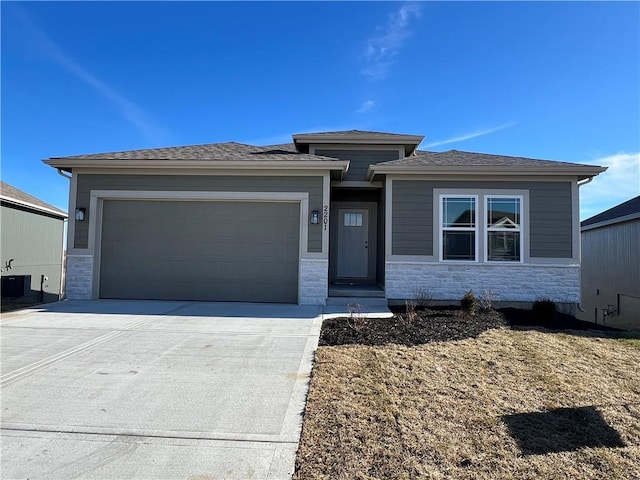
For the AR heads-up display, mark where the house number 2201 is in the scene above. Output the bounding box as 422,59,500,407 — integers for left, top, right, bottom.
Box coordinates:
323,206,329,230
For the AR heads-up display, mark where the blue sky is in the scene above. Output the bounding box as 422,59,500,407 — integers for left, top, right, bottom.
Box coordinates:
2,1,639,219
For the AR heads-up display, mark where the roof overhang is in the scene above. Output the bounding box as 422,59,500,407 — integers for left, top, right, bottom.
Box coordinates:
0,195,67,219
581,212,640,232
44,158,350,176
368,164,608,181
292,133,424,156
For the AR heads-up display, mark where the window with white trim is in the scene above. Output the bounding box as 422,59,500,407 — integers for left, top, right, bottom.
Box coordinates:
439,193,524,263
486,196,522,262
441,196,477,261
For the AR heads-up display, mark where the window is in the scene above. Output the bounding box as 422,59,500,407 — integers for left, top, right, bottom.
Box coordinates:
486,196,522,262
439,193,524,263
343,212,363,227
441,196,477,261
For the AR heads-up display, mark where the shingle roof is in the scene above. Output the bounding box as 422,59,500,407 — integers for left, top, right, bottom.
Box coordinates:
49,142,341,162
378,149,594,168
581,195,640,227
0,181,67,217
292,129,422,139
260,142,298,152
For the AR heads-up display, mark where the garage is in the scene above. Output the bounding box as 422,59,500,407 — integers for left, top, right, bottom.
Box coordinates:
98,199,300,303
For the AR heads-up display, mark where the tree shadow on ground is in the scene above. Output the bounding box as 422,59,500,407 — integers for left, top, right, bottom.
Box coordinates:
499,307,640,341
502,406,626,455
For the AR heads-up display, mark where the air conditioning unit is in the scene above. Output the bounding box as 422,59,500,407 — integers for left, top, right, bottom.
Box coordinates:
1,275,31,298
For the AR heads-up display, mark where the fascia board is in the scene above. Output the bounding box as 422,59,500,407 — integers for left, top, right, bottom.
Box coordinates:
0,195,68,218
43,159,349,172
367,164,608,181
581,212,640,231
293,135,424,145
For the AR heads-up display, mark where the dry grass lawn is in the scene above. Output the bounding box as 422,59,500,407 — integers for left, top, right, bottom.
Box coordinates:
295,328,640,479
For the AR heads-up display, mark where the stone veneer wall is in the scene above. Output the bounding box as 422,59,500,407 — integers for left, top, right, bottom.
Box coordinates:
65,255,94,300
385,262,580,304
299,258,329,305
65,254,328,305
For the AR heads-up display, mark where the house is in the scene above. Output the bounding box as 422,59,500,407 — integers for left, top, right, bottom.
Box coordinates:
44,130,606,308
578,196,640,329
1,181,67,309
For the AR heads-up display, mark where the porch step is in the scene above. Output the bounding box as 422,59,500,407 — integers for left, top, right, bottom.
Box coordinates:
328,285,385,298
324,296,392,318
326,296,388,307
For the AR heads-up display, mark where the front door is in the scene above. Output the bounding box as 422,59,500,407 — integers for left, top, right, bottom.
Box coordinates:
337,209,369,278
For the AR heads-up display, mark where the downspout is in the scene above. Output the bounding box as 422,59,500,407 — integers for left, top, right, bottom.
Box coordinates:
575,175,594,313
56,168,71,301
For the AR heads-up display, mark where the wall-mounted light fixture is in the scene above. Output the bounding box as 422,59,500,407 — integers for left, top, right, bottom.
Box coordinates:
75,208,86,221
310,210,320,224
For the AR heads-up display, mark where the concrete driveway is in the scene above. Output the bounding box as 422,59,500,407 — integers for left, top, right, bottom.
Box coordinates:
1,300,323,480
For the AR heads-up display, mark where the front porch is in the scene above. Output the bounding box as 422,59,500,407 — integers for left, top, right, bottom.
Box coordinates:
328,185,386,299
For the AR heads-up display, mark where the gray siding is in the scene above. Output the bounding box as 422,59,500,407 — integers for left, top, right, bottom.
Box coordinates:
528,183,573,257
392,181,433,256
1,204,64,304
392,180,573,258
579,219,640,329
315,150,400,181
74,174,323,252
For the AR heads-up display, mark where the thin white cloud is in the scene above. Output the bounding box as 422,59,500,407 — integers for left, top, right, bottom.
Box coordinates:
579,152,640,220
362,3,421,79
357,100,375,114
423,122,516,148
14,7,165,143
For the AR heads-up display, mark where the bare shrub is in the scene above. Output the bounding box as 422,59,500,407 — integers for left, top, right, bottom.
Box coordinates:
405,300,418,323
478,290,498,312
347,302,366,331
413,286,433,308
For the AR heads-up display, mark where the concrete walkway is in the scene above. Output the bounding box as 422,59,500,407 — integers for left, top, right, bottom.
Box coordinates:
1,300,327,480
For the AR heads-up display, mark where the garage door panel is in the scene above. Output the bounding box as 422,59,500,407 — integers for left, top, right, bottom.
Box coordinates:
99,200,299,303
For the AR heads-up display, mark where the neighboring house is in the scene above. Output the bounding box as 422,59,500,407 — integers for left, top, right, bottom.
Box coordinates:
1,181,67,308
44,130,606,307
579,196,640,329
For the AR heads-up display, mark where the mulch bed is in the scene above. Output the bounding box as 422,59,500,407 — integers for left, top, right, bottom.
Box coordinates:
320,306,620,347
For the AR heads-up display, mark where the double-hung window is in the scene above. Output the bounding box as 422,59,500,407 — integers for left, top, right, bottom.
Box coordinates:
439,193,524,263
486,196,522,262
441,196,477,261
